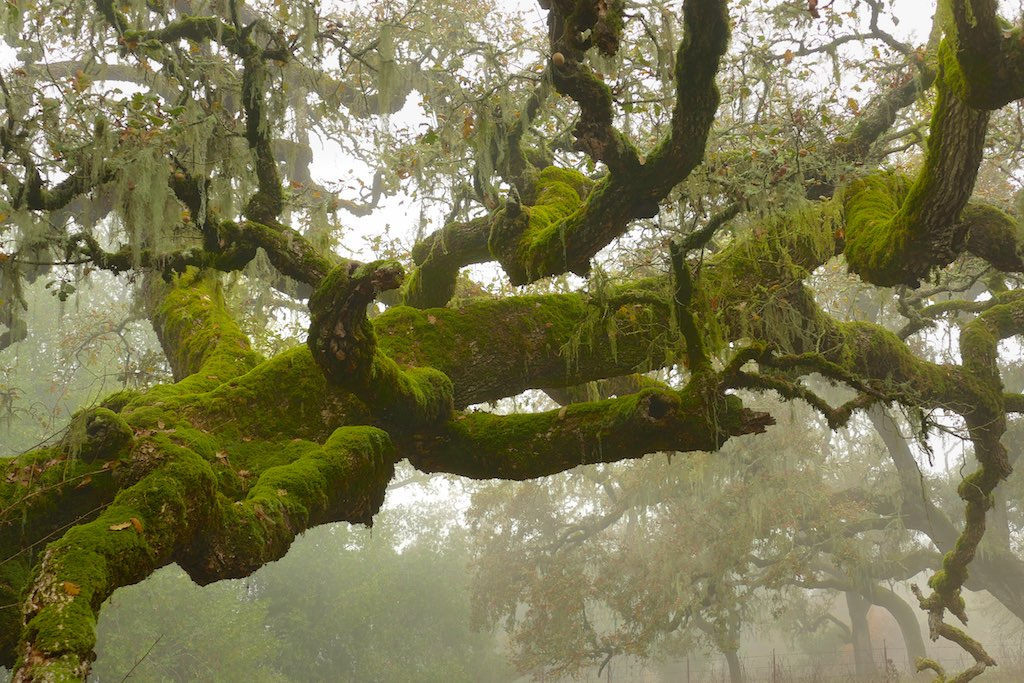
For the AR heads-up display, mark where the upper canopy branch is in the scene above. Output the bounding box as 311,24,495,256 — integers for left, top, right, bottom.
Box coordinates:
945,0,1024,110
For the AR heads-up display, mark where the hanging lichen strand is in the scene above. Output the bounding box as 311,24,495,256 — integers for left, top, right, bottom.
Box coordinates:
2,0,1024,682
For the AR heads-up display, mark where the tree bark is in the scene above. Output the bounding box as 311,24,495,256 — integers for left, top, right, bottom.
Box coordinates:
846,591,877,678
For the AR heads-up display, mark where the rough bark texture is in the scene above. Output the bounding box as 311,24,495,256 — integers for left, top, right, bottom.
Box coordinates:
3,0,1024,680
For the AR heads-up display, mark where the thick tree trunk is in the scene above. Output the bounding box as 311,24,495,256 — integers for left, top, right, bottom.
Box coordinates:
867,586,927,670
724,648,744,683
846,591,877,678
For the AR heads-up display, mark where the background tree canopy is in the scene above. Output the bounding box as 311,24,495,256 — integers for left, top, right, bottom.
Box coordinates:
1,0,1024,680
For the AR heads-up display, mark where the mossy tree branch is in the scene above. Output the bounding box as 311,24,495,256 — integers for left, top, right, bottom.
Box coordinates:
944,0,1024,110
308,261,454,428
842,62,990,286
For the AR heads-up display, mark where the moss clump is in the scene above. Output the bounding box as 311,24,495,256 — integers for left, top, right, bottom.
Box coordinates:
148,268,263,396
840,171,914,286
488,166,594,285
62,408,134,463
98,389,142,413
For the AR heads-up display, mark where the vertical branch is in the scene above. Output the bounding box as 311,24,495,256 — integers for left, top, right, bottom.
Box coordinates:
669,241,710,373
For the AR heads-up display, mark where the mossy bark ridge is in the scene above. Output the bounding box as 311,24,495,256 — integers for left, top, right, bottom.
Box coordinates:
4,0,1024,681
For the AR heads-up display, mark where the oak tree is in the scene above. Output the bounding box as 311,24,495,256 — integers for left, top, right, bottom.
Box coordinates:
2,0,1023,680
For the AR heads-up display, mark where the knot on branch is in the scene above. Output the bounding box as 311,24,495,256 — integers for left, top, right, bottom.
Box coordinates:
488,166,593,285
308,260,402,384
308,261,454,427
62,407,134,463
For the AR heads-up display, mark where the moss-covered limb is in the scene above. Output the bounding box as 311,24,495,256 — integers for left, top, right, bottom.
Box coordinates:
669,241,710,372
100,1,288,62
642,0,729,196
546,1,638,176
179,426,394,584
911,587,995,683
308,261,454,427
12,447,218,681
66,215,337,291
227,220,336,287
402,215,494,309
1005,393,1024,413
944,0,1024,110
841,60,990,287
898,292,1001,339
834,65,938,164
962,202,1024,272
240,54,285,224
146,269,262,390
868,406,1024,624
64,230,257,282
375,281,673,408
408,380,772,480
0,158,116,213
488,165,597,284
729,371,875,430
499,77,553,195
906,291,1020,677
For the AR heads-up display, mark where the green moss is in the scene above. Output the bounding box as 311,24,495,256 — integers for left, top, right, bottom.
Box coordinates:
0,556,32,664
842,45,990,287
62,408,134,463
98,389,142,414
148,269,263,398
178,345,369,442
840,171,914,286
190,426,394,582
488,166,595,284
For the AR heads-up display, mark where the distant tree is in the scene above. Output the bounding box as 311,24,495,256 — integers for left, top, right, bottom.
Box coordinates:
1,0,1024,681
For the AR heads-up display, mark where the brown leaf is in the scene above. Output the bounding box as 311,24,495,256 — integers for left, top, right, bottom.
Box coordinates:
783,49,794,64
130,517,144,534
62,581,80,596
75,475,92,489
109,521,132,531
